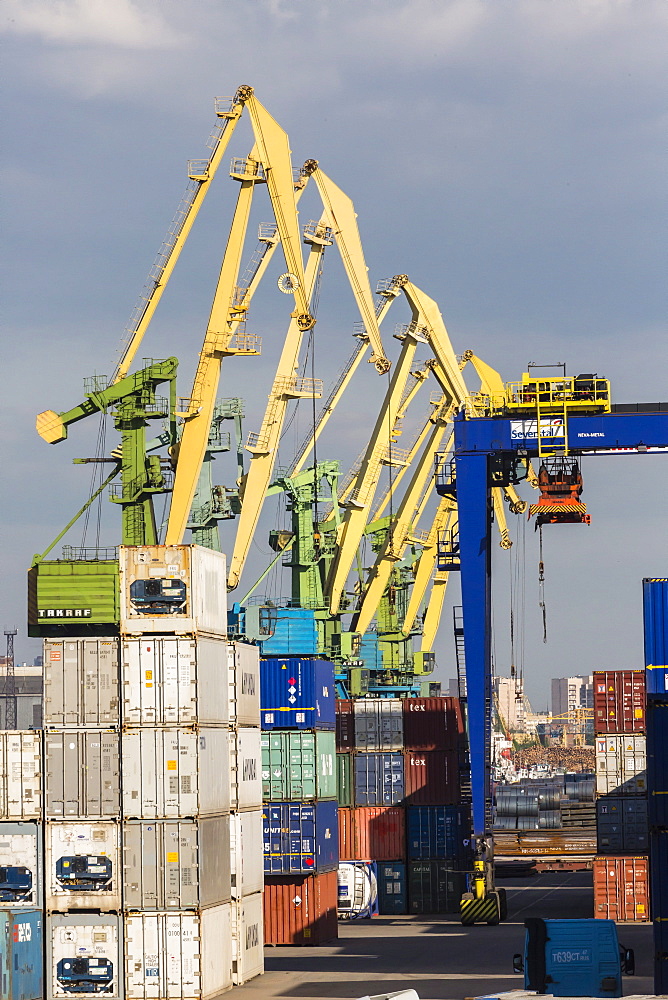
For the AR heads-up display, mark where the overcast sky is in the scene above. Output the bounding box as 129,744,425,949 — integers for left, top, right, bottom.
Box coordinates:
2,0,666,705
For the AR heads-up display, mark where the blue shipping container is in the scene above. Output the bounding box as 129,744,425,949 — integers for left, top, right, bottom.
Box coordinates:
647,702,668,827
263,801,338,874
260,657,336,730
353,752,404,806
359,632,382,672
0,909,42,1000
644,578,668,698
260,608,318,657
407,805,473,865
377,861,407,914
521,918,622,998
596,796,649,854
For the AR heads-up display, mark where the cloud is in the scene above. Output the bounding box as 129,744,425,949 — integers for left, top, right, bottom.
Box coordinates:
2,0,181,49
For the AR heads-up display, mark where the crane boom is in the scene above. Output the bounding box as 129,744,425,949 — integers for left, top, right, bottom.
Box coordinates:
164,159,263,545
226,221,330,591
245,95,314,331
289,280,401,477
326,330,421,616
114,87,250,383
309,166,390,374
402,497,456,639
352,410,455,637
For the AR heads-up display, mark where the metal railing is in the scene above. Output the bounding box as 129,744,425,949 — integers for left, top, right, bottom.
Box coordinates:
62,545,118,562
230,158,266,181
83,375,110,394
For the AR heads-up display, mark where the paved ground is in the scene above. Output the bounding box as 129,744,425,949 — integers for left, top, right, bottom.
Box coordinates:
233,874,656,1000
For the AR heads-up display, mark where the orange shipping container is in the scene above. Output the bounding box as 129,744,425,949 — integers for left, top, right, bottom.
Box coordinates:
263,871,338,945
338,806,406,861
593,855,650,922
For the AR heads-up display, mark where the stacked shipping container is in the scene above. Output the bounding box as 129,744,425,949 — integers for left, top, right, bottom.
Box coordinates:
0,728,42,1000
336,697,471,915
644,578,668,994
42,545,265,998
261,656,339,945
592,668,650,924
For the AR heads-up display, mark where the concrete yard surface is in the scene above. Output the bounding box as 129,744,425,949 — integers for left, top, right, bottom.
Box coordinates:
232,875,656,1000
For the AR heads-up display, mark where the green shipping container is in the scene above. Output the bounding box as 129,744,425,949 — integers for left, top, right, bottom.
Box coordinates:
337,752,352,807
261,731,336,801
28,559,120,636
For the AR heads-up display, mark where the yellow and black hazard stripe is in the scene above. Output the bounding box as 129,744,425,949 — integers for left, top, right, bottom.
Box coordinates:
460,892,501,925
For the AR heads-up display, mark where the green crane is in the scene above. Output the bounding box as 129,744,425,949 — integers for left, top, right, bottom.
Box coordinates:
30,359,177,636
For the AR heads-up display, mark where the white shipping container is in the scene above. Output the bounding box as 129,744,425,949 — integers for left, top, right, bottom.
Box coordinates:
44,637,119,727
124,905,233,999
122,636,229,727
48,912,121,999
122,728,230,819
231,892,264,985
595,734,647,796
230,728,262,812
354,698,404,750
44,729,120,818
228,642,260,727
0,822,42,907
45,820,120,912
229,810,263,899
122,816,231,909
119,544,227,636
0,731,41,820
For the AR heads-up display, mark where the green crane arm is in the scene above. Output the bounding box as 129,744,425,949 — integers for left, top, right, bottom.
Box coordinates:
36,359,179,444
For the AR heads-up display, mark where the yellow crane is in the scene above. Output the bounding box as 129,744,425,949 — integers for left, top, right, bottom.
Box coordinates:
114,86,252,384
165,92,316,546
226,169,392,591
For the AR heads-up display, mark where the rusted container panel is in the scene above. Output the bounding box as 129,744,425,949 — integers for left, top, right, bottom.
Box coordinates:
402,697,465,751
338,806,406,861
263,871,338,945
592,855,650,921
336,700,354,750
593,670,646,734
403,751,460,805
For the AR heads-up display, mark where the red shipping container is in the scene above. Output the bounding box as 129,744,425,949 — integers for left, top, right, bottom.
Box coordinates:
403,750,460,805
593,670,646,734
263,871,338,945
336,699,354,749
592,856,650,922
338,806,406,861
402,697,465,751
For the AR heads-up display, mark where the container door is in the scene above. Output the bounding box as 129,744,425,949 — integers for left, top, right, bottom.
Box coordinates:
123,639,158,725
196,636,229,727
200,815,232,907
62,640,83,726
316,732,336,800
289,733,316,800
201,904,233,996
83,639,119,726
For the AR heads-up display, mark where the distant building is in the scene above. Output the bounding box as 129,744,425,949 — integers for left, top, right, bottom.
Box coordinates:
551,675,593,719
494,676,525,732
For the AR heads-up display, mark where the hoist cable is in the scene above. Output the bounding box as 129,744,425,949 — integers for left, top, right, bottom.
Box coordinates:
538,524,547,643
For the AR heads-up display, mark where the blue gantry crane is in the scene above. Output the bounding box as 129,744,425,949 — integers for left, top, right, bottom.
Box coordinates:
436,369,668,924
